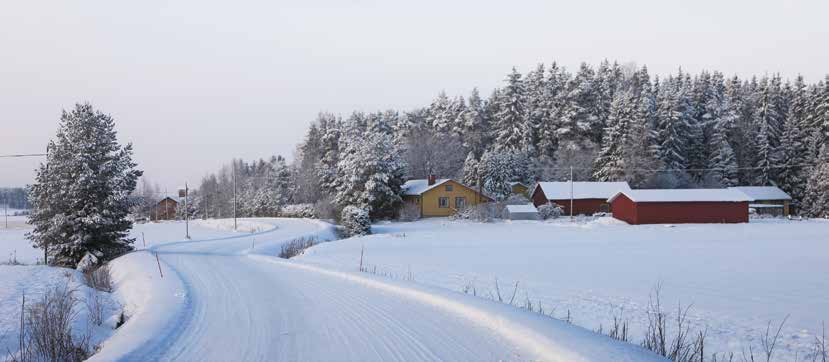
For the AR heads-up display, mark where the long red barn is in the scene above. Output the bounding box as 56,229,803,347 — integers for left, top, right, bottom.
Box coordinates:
608,189,750,225
531,181,631,215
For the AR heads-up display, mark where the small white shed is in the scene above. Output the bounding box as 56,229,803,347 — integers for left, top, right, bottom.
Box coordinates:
504,204,539,220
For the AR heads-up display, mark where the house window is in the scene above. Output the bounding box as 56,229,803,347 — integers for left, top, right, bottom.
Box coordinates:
455,197,466,209
445,184,453,191
438,197,449,208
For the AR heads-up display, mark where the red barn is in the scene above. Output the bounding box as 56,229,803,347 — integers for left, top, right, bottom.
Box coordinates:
608,189,750,225
531,182,631,215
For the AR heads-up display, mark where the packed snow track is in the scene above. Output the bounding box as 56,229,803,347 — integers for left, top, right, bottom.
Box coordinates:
91,218,663,362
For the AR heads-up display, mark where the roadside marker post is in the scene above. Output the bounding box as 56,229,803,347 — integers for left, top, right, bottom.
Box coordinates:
155,252,164,279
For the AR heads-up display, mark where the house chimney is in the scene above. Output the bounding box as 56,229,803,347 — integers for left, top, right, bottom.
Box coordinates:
428,175,436,185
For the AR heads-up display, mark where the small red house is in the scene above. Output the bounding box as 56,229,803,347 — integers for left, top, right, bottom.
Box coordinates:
608,189,750,225
531,181,631,215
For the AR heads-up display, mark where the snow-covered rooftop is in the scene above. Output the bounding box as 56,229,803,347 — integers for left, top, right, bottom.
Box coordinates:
608,189,752,203
729,186,792,201
402,179,451,196
534,182,631,200
505,204,538,213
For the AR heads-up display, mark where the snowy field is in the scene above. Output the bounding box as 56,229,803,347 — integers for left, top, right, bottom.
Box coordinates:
297,217,829,360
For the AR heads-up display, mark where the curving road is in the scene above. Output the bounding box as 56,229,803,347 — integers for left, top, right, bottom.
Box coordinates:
99,218,664,362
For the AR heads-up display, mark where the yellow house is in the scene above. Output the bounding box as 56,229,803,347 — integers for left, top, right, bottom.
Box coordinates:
510,182,529,196
402,176,493,217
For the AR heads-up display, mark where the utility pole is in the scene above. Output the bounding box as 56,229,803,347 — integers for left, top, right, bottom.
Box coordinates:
3,194,7,229
570,165,574,222
232,163,237,231
184,183,190,239
44,144,49,265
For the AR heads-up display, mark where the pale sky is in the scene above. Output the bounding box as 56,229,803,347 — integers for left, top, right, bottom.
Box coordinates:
1,0,827,190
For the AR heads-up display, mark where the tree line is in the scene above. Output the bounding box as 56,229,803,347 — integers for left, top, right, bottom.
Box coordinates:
192,60,829,219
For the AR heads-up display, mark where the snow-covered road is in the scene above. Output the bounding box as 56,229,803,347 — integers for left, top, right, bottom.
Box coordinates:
92,218,661,361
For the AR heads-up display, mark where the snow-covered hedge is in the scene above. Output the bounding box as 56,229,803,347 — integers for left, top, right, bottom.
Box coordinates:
280,204,316,218
538,204,564,220
341,206,371,236
451,203,504,222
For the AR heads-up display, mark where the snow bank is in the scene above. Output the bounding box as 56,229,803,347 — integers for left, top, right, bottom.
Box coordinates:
88,251,187,361
0,265,120,360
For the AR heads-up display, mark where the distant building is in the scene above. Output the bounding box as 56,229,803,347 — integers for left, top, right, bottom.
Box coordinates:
608,189,750,225
531,181,631,215
728,186,792,216
402,176,492,218
509,182,529,196
504,204,539,220
152,197,178,221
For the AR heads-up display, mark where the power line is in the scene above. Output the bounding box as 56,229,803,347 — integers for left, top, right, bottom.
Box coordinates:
0,154,47,158
545,162,817,173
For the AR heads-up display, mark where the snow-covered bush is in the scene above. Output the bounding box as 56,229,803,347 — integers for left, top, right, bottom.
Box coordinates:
280,203,316,218
451,203,503,223
341,205,371,236
538,204,563,220
398,202,421,222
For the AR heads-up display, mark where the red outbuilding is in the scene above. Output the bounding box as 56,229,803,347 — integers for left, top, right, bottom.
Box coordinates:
608,189,750,225
531,181,631,215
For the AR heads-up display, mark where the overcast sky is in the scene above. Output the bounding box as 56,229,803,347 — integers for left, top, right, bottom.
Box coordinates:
1,0,827,190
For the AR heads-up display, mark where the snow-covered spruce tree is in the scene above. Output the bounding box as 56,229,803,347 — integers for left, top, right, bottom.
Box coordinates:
341,205,371,236
493,68,529,151
776,76,810,205
427,91,453,134
334,131,406,220
460,88,490,158
461,152,479,187
477,151,512,201
316,115,342,196
707,129,739,187
27,103,142,268
802,145,829,218
593,90,633,182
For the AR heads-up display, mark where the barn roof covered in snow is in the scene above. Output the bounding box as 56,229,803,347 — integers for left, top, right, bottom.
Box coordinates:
505,204,538,213
607,189,752,203
402,179,451,195
534,182,631,200
728,186,792,201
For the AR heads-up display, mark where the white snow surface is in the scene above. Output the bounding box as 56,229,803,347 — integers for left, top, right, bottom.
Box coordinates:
729,186,793,201
609,188,751,202
506,204,539,213
89,218,663,361
534,181,631,200
297,218,829,361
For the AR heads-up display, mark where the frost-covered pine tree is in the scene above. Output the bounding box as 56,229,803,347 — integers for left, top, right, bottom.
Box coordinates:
316,115,342,196
461,152,479,186
593,90,632,182
427,91,453,134
493,68,529,151
655,76,693,172
334,131,406,219
477,151,513,201
27,103,142,268
777,76,810,204
707,129,739,187
460,88,489,157
561,63,600,145
802,145,829,218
